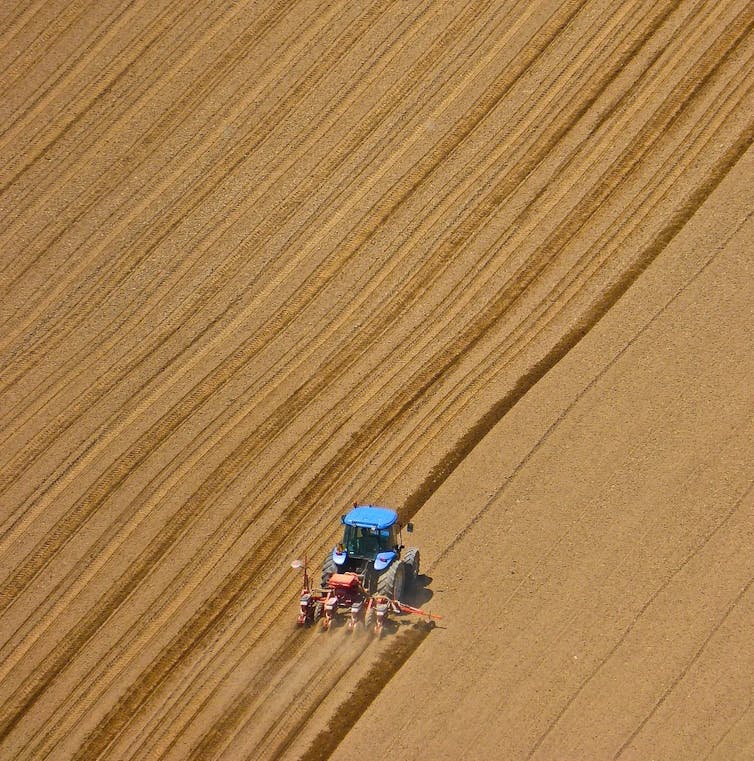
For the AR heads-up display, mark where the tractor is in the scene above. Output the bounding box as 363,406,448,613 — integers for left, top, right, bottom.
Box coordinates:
321,504,420,599
293,504,439,635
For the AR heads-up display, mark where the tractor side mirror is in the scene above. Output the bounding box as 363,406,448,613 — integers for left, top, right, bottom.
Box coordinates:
406,522,414,533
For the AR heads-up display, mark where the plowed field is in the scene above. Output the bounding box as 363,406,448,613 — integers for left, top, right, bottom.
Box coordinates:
1,2,752,759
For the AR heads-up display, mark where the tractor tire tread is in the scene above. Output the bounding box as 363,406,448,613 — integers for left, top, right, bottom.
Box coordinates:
321,554,336,589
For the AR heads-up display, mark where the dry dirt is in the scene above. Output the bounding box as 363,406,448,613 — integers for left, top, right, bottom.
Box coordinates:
0,2,752,760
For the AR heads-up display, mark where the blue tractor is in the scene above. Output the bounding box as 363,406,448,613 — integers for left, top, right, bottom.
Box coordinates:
322,504,420,600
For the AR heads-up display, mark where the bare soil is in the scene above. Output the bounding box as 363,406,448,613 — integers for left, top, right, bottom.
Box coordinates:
0,2,752,759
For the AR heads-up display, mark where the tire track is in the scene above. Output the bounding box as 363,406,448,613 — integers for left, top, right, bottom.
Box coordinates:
1,0,748,756
1,0,724,696
0,0,426,466
1,0,592,616
22,564,321,761
66,28,740,756
0,0,399,384
0,0,424,592
251,626,428,761
0,0,454,431
403,124,754,559
0,0,520,410
0,0,696,744
0,0,555,574
0,1,58,63
0,0,344,446
0,0,464,382
0,0,552,740
0,0,118,94
381,10,753,508
0,9,234,290
0,0,177,171
523,473,754,761
0,0,282,296
329,0,745,511
429,136,754,572
167,19,752,756
0,2,384,336
0,0,536,378
7,7,600,748
0,0,400,512
0,0,502,516
0,0,296,284
701,700,754,761
187,626,377,761
612,573,754,760
347,206,754,761
0,0,91,89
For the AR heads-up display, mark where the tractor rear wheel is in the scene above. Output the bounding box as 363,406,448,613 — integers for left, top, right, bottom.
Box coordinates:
321,555,336,589
402,547,420,589
376,560,405,600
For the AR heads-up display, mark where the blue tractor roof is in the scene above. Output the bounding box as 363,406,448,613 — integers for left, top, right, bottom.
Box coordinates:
343,505,398,529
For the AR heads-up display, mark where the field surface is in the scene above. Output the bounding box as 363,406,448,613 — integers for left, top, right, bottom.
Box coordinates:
0,1,752,759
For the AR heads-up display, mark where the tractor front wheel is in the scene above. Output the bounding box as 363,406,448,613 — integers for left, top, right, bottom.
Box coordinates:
311,600,322,627
364,604,375,634
376,560,405,600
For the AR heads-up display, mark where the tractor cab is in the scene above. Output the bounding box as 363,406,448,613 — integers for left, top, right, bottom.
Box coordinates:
328,505,413,587
343,519,398,559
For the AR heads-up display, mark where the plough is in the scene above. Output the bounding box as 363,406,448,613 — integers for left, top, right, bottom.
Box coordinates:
292,558,441,637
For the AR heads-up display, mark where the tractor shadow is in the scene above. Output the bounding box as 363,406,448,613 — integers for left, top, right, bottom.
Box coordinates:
391,574,442,634
405,574,434,607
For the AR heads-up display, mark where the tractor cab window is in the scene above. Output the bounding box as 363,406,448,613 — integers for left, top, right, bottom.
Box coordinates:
343,525,396,557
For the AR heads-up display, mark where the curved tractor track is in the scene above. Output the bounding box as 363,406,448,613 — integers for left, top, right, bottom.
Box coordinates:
0,1,752,759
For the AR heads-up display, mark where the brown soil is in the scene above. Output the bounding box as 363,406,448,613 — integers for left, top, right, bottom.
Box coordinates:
0,2,752,759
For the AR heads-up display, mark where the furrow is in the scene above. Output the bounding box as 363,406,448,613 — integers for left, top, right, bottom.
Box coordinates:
0,0,495,691
390,3,753,492
0,0,564,577
0,0,423,477
0,0,343,346
0,0,400,528
26,4,600,748
0,0,458,374
5,1,751,753
0,0,177,168
0,0,692,684
0,2,114,102
0,0,452,431
1,1,751,760
0,1,59,61
0,0,298,284
389,12,754,516
0,1,684,748
0,0,536,732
